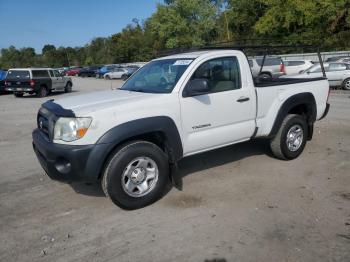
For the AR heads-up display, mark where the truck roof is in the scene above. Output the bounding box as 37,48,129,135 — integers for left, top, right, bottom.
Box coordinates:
155,50,243,60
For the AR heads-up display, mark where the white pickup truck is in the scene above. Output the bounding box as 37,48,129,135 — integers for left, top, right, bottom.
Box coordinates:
32,50,330,209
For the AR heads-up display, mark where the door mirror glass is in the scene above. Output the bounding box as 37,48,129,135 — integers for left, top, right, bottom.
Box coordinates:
183,79,210,97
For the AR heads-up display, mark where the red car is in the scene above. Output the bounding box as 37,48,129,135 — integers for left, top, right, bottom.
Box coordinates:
65,67,82,76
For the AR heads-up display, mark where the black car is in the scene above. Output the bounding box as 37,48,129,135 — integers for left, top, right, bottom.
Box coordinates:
121,67,140,80
78,66,102,77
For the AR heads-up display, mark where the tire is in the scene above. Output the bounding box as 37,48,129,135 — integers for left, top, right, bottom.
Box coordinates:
342,78,350,90
102,141,170,210
259,73,272,80
270,114,308,160
64,82,72,93
121,74,128,81
14,92,23,97
36,86,47,98
105,75,111,80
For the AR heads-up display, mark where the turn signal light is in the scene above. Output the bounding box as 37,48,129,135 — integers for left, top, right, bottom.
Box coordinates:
76,128,88,139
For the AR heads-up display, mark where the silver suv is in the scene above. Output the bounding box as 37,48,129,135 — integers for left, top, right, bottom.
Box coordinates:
248,57,285,79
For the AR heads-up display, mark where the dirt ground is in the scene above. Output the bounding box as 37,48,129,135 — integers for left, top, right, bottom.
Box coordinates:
0,77,349,262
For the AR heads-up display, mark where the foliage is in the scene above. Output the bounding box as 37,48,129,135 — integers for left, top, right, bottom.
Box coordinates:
0,0,349,69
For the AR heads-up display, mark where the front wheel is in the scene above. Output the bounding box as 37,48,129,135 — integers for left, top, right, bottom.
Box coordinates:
102,141,170,210
270,114,308,160
64,82,72,93
342,78,350,90
105,75,111,80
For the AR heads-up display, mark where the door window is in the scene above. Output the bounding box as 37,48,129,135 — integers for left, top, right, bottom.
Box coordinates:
285,61,305,66
328,63,347,71
53,70,61,77
191,57,241,93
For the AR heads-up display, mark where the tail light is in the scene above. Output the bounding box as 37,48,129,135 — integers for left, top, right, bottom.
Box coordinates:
30,80,35,86
280,63,285,74
4,81,8,86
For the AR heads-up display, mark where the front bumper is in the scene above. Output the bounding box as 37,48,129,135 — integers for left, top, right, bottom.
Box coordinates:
32,129,109,182
5,87,34,92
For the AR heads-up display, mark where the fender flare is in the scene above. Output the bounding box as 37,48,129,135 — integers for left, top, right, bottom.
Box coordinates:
269,92,317,137
97,116,183,161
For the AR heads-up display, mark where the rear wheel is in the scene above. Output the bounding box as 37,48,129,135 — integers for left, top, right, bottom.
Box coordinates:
270,114,308,160
64,82,72,93
102,141,170,210
121,74,128,81
36,86,47,98
14,92,23,97
342,78,350,90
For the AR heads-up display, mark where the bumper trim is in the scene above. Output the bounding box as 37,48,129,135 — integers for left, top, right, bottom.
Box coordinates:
32,129,109,182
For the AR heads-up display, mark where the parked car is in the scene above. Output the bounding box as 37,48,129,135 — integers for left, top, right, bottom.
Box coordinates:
65,67,82,76
103,68,129,79
332,57,350,63
32,49,329,209
5,68,73,97
121,67,139,80
284,62,350,90
325,56,350,62
248,57,285,79
284,60,314,75
96,64,120,78
0,70,7,94
78,66,101,77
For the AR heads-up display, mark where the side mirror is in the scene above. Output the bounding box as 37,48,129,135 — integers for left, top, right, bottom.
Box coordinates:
183,79,210,97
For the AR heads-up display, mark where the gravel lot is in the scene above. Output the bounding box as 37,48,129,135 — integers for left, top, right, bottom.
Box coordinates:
0,77,349,262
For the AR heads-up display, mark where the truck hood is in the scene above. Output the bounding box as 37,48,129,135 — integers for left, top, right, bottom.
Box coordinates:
54,90,162,116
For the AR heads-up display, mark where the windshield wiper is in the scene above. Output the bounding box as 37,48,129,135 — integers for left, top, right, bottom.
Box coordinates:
121,88,165,94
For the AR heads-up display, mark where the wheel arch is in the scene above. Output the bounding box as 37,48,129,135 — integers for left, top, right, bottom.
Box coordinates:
94,116,183,179
269,92,317,139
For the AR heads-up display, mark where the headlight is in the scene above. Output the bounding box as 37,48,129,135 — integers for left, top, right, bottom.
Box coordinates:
54,117,92,142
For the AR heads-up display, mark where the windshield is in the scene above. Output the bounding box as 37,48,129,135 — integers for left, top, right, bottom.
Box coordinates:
306,64,328,73
6,70,30,80
121,59,193,93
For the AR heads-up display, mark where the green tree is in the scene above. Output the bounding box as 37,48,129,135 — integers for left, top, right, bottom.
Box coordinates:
147,0,217,49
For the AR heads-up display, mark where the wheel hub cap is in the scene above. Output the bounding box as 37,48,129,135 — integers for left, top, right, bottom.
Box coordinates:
121,157,159,197
286,124,303,152
130,168,146,183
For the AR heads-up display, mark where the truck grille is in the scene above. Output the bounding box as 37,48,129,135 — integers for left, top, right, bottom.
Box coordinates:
37,107,56,141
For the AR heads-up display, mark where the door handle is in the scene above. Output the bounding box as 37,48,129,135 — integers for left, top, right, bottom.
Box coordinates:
237,97,250,102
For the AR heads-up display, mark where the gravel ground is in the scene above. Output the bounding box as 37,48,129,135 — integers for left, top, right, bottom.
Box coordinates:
0,77,349,262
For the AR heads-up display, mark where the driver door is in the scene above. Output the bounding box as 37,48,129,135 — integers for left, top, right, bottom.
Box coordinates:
180,56,256,156
53,70,65,90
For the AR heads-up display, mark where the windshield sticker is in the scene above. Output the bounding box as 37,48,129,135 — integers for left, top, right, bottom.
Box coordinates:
173,60,193,66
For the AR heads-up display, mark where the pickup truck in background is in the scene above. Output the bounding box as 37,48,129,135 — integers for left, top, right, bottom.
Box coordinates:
32,50,330,209
5,68,73,97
